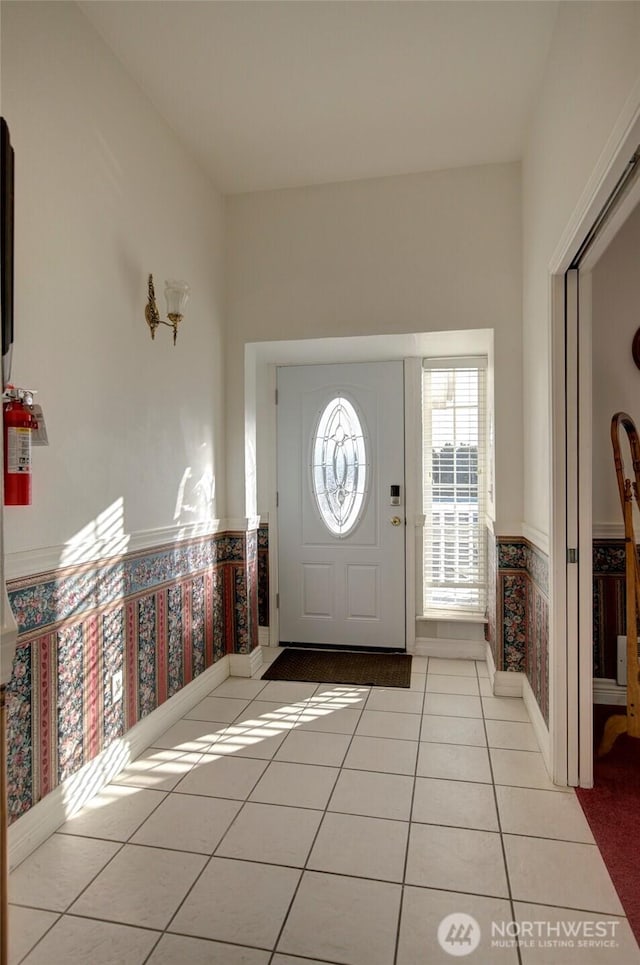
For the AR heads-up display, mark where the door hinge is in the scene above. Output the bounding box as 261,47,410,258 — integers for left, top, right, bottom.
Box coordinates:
567,548,578,564
276,593,279,609
275,388,278,405
276,491,279,508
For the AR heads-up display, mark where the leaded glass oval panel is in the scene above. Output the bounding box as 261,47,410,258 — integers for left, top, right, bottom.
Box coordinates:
312,396,368,536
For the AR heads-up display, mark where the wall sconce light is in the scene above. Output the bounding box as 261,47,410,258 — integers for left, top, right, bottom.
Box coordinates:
145,274,190,346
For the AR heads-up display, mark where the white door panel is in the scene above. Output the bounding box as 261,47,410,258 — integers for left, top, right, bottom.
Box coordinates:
302,564,333,617
346,564,379,620
277,361,405,649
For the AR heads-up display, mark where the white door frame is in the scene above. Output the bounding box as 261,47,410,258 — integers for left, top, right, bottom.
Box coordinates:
270,354,414,652
247,339,419,653
549,92,640,787
559,268,594,789
576,270,595,788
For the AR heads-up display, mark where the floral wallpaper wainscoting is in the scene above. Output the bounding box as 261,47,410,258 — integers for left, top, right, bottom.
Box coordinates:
489,536,549,727
5,530,259,824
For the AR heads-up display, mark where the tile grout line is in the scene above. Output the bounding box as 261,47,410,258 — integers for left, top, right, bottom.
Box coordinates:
393,655,428,965
13,911,62,965
266,678,371,964
477,660,524,965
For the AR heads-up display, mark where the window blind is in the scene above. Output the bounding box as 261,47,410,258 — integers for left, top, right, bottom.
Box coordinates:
422,358,488,612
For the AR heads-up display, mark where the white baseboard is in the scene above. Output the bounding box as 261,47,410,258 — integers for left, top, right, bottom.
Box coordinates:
485,641,496,681
8,657,230,870
522,673,552,777
413,637,486,659
494,670,524,698
483,643,525,697
593,677,626,706
229,647,263,678
258,627,270,647
486,642,553,785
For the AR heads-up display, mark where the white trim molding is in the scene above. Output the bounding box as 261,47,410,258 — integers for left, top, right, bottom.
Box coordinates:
494,670,524,699
593,677,626,706
592,522,624,540
523,673,553,781
5,517,262,582
258,626,271,647
417,612,487,625
484,642,524,697
229,647,264,678
521,523,550,556
485,641,497,683
413,637,486,660
226,516,262,532
495,522,522,540
487,638,552,777
8,657,230,869
550,271,569,789
549,77,640,275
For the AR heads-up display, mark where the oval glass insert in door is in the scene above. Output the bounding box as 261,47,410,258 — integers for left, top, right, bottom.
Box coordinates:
311,395,369,536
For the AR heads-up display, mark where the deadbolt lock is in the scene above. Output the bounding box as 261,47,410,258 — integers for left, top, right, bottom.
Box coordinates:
390,516,402,526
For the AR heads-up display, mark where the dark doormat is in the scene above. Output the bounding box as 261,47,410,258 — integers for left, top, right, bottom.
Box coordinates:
262,648,412,688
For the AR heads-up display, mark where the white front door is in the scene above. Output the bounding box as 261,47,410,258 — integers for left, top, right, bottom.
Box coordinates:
277,361,406,649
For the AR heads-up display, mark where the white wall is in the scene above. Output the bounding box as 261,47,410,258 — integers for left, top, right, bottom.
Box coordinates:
522,1,640,540
1,2,225,569
226,162,523,532
592,201,640,528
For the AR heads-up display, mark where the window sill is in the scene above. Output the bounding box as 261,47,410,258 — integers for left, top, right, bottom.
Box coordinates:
418,610,487,624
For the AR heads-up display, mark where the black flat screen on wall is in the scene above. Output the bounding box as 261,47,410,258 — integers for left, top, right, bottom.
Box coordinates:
1,117,15,387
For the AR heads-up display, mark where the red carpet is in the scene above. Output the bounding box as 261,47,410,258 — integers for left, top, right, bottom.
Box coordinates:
576,708,640,944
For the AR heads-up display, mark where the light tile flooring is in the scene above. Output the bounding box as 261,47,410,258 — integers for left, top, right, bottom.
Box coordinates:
8,654,640,965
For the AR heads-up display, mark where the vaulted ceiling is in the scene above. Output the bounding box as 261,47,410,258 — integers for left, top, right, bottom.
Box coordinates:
80,0,558,194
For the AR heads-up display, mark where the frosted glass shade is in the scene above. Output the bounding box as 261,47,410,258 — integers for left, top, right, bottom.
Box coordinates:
164,279,190,316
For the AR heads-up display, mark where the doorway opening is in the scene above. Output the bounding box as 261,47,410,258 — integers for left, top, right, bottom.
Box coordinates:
550,129,640,789
244,328,494,656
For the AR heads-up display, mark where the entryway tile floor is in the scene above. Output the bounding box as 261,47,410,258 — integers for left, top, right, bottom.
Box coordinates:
8,654,640,964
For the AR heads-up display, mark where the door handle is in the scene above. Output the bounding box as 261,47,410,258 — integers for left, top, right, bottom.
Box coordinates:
390,516,402,526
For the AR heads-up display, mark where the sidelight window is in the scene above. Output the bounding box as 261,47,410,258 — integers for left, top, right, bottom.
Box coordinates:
422,359,488,612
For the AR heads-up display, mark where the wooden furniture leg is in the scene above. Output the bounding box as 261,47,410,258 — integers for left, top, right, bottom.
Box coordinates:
599,413,640,756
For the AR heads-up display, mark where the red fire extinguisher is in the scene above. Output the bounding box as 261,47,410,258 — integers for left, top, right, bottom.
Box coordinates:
3,386,37,506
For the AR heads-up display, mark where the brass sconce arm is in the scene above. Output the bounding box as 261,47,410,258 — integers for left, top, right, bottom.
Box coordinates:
144,274,162,338
145,274,189,346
